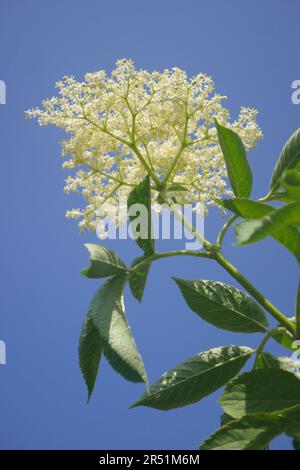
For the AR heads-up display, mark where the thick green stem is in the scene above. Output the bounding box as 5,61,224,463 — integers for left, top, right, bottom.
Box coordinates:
215,252,296,335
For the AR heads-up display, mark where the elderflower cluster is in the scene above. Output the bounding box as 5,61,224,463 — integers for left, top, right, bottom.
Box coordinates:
26,59,262,232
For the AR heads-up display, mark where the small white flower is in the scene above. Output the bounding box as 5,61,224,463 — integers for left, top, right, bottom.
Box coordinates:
26,59,263,232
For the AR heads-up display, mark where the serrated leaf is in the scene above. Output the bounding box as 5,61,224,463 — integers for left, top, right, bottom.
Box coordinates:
200,413,286,450
218,198,300,261
131,346,253,410
215,121,253,197
220,369,300,419
89,275,147,383
173,278,268,333
270,128,300,191
217,198,273,219
234,203,300,263
78,313,102,401
129,256,152,302
202,405,300,450
81,244,127,278
282,170,300,203
127,175,155,255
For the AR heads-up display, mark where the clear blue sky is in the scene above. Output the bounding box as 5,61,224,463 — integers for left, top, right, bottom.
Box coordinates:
0,0,299,450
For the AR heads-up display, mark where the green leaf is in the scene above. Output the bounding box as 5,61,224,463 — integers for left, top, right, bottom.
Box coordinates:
286,408,300,440
81,244,127,278
215,121,253,197
256,352,298,374
293,439,300,450
268,191,293,203
200,413,287,450
235,203,300,237
282,170,300,203
129,256,151,302
127,175,155,256
270,128,300,192
173,278,268,333
202,404,300,450
256,351,286,370
89,275,147,383
131,346,253,410
272,326,295,351
78,314,102,401
202,405,300,450
217,198,273,219
220,369,300,419
220,412,235,427
218,198,300,262
234,203,300,263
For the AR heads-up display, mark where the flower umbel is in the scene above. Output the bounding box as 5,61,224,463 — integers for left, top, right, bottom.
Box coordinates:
26,59,262,232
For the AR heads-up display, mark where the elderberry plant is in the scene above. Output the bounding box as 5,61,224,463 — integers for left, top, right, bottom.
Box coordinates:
26,59,300,450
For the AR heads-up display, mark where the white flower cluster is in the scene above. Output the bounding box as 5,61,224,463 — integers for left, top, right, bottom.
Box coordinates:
26,59,262,231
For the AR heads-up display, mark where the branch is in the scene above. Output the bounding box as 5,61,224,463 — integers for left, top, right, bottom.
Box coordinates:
215,251,296,335
130,249,212,274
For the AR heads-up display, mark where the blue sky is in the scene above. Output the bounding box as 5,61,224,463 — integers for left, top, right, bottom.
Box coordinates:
0,0,299,450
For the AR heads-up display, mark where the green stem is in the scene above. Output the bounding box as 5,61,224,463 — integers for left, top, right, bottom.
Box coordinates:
160,193,214,251
82,115,162,189
257,192,273,203
252,328,277,370
157,192,294,336
130,143,162,188
296,278,300,339
163,94,189,184
130,250,211,274
215,251,296,335
216,214,238,249
163,142,187,184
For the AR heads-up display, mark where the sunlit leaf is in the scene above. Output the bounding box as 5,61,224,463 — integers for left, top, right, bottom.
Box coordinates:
131,346,253,410
270,128,300,191
173,278,268,333
81,244,127,278
215,121,253,197
89,275,147,383
78,314,102,401
127,175,155,255
220,369,300,419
